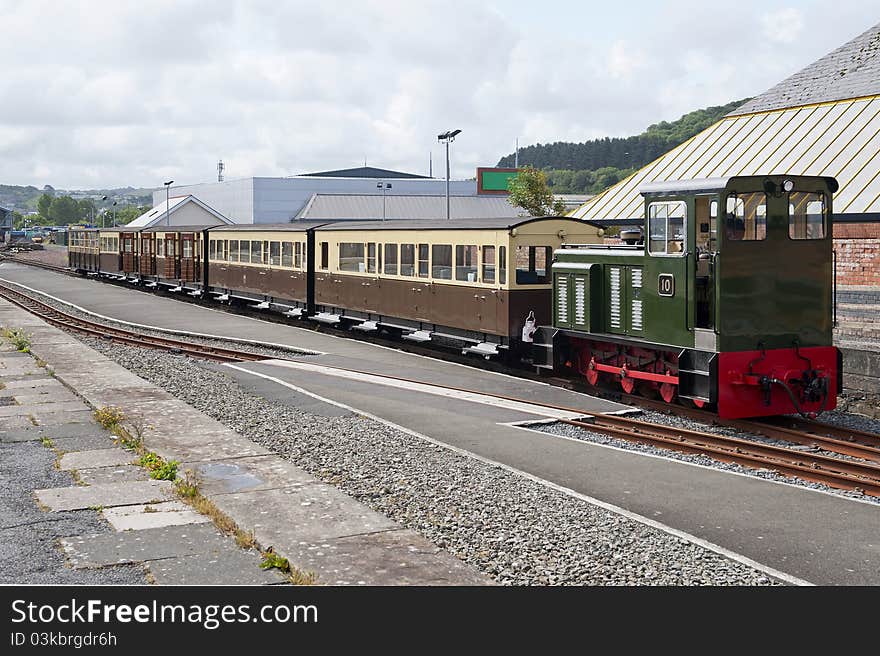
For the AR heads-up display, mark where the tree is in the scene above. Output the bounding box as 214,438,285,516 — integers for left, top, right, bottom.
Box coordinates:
36,193,53,219
506,166,566,217
77,199,96,223
48,196,79,224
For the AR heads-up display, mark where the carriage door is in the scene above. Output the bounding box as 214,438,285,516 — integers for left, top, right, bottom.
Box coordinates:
180,234,195,281
121,232,136,273
140,233,155,275
164,234,179,279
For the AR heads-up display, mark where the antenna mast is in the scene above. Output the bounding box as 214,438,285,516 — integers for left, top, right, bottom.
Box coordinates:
217,159,225,182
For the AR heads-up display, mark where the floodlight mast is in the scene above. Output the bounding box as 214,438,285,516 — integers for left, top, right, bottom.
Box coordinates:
437,129,461,220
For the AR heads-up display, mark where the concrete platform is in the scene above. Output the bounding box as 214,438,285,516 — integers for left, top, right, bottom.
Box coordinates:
1,293,491,585
102,502,211,531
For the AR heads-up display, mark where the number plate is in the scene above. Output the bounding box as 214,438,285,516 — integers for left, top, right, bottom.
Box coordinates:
658,273,675,297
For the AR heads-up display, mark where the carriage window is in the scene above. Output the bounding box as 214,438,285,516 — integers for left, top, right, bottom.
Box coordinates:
418,244,429,278
339,242,365,272
282,242,293,268
432,244,452,279
515,246,552,284
648,201,687,255
124,238,133,253
291,242,299,268
209,240,215,259
367,243,377,273
182,240,192,258
400,244,415,276
499,246,507,284
261,241,269,264
320,242,328,270
249,240,260,264
269,241,280,266
725,193,766,241
789,192,825,240
156,238,163,256
455,245,478,282
482,246,496,283
384,243,398,275
229,240,239,262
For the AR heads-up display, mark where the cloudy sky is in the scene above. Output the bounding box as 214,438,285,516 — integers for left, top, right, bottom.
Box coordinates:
0,0,876,190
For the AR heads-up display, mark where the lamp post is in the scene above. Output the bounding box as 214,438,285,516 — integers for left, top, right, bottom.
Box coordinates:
376,182,392,220
437,129,461,220
163,180,174,226
100,196,107,228
112,201,118,227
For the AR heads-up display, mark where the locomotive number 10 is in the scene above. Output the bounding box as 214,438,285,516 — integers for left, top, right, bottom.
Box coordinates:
658,274,675,297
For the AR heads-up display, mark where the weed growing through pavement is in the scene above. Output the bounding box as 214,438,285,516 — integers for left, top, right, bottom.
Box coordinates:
260,548,290,572
94,406,125,431
88,505,104,512
139,452,179,481
39,436,54,448
143,505,158,514
3,327,32,353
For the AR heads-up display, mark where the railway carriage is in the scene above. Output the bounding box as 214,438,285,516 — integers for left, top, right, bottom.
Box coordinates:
540,175,840,419
67,227,100,272
141,226,208,290
310,218,602,354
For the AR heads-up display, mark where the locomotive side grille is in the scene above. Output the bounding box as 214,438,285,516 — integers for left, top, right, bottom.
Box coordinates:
609,267,621,329
574,276,586,327
556,275,568,324
631,267,643,332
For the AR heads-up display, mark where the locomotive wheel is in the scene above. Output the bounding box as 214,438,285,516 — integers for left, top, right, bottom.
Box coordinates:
660,382,677,403
620,376,635,394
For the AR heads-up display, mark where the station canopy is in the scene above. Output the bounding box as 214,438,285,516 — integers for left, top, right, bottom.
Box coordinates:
571,22,880,222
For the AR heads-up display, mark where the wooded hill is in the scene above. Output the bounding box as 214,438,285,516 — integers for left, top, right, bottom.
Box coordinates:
497,99,749,194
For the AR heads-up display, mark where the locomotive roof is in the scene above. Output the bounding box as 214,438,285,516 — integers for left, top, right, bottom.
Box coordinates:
639,175,839,196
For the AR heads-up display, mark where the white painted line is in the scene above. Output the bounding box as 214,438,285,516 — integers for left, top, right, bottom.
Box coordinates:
249,358,589,421
0,276,324,356
224,362,814,586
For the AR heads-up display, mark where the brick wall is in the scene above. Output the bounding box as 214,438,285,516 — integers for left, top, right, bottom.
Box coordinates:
834,223,880,287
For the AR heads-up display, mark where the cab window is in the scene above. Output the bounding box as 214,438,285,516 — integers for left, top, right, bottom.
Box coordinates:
648,201,686,255
789,192,825,240
725,193,766,241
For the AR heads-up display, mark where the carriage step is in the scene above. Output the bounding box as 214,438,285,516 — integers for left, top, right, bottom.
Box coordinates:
402,330,432,343
462,342,499,358
250,301,270,310
314,313,341,325
353,321,378,332
283,308,304,318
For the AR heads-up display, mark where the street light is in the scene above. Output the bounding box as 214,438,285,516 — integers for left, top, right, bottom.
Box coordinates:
377,181,392,220
163,180,174,226
437,129,461,220
112,201,118,227
100,196,107,228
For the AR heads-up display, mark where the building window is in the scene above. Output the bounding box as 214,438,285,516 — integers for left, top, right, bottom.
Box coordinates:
384,243,398,275
455,245,478,282
482,245,496,283
725,193,766,241
789,191,825,240
339,242,365,272
648,200,687,254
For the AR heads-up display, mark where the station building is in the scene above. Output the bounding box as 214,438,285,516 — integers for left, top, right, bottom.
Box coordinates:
572,21,880,342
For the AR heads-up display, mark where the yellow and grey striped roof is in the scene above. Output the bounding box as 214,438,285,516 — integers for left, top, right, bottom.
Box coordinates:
573,23,880,221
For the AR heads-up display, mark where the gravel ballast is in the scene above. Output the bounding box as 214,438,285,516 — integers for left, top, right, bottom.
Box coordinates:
75,338,786,586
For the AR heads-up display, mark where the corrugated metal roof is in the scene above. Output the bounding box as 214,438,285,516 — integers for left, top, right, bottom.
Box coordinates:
730,23,880,116
572,94,880,220
297,194,527,221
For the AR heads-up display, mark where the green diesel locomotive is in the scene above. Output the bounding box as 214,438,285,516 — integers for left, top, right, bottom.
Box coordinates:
537,175,840,419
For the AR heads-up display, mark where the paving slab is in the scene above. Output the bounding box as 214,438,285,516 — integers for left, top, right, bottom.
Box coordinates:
51,433,118,453
280,529,490,586
76,465,150,486
214,485,399,545
102,501,211,532
32,409,96,426
0,377,64,390
147,549,286,586
59,448,136,471
190,455,318,496
151,434,272,463
35,479,174,512
0,404,29,417
0,416,36,431
13,390,81,405
60,523,236,568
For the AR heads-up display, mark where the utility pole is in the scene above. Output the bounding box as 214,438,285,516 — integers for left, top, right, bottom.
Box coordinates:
437,129,461,220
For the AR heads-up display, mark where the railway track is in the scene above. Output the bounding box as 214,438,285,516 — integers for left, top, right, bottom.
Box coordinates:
0,280,272,363
3,259,880,497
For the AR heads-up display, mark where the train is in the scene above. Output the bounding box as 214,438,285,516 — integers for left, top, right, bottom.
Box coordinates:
66,174,841,419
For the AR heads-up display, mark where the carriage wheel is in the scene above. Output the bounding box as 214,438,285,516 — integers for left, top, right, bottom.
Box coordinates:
660,382,677,403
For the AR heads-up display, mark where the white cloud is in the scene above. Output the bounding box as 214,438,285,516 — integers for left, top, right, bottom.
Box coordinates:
761,8,806,44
